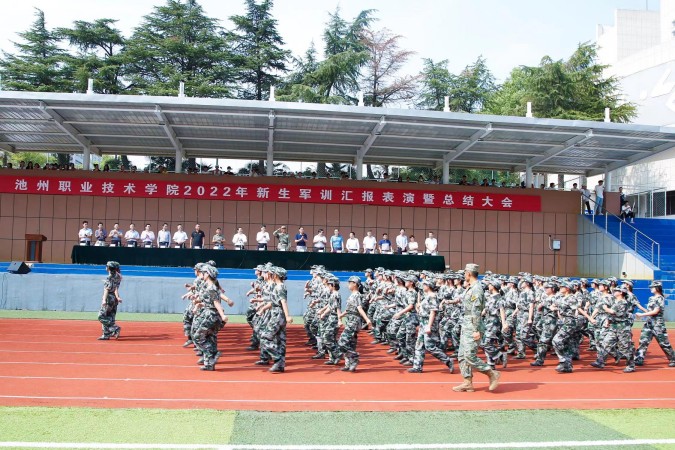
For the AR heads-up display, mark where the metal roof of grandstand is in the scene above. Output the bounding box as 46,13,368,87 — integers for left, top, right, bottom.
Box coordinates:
1,91,675,176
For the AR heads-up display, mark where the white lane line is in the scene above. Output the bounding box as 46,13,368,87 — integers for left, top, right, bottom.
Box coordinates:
1,395,674,405
1,440,675,449
0,375,673,386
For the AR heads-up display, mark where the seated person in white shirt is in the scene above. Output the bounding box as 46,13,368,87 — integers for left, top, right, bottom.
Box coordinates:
140,224,155,248
124,223,140,247
256,225,270,251
313,229,327,252
407,235,419,255
108,223,122,247
93,222,107,246
232,227,247,250
362,230,377,254
157,223,171,248
78,221,93,246
212,227,225,249
172,224,188,248
424,231,438,255
346,231,360,253
395,228,408,254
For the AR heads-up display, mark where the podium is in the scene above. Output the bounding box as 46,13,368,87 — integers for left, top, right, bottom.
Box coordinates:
25,234,47,263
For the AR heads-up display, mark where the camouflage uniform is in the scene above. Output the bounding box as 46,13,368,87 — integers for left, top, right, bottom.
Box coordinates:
594,292,613,357
593,295,636,371
551,293,578,372
411,291,453,371
192,283,224,369
457,280,492,378
373,281,395,342
386,284,407,350
246,275,264,349
483,291,504,366
260,283,288,369
183,276,202,339
533,292,558,364
338,291,366,369
515,288,536,357
501,284,518,353
449,284,465,351
98,271,122,338
321,290,342,361
636,294,675,366
396,287,419,362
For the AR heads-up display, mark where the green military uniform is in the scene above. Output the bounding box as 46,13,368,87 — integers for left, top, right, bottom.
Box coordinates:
97,262,122,340
410,286,453,373
636,284,675,367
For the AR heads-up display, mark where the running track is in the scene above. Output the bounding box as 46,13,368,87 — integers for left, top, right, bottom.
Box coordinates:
0,319,673,412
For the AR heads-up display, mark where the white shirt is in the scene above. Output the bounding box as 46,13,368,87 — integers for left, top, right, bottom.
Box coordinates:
580,188,591,200
425,237,438,253
396,234,408,250
346,237,360,252
232,233,247,246
78,227,92,241
622,204,632,213
313,234,327,248
256,231,270,244
408,241,419,253
173,231,188,244
141,230,155,243
157,229,171,244
594,184,605,199
125,230,140,241
363,235,377,251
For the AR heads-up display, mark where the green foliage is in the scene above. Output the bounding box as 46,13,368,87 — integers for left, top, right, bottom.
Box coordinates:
8,152,51,166
416,59,453,111
229,0,290,100
101,155,122,171
122,0,234,97
486,43,636,122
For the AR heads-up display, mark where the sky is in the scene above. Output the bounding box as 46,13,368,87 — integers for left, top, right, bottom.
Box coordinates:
0,0,661,170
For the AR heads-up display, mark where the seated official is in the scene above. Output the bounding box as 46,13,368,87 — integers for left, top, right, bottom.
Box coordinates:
108,223,122,247
78,221,92,246
124,223,140,247
94,222,107,247
157,223,171,248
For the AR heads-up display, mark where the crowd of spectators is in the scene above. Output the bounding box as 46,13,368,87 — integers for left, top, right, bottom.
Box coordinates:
77,222,441,255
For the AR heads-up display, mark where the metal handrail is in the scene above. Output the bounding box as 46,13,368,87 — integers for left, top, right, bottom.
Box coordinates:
590,209,661,268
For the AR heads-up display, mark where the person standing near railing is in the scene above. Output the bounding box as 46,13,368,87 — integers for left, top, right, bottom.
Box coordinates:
594,180,605,215
580,185,592,215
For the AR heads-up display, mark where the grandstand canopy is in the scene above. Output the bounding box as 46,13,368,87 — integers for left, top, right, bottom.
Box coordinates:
1,90,675,178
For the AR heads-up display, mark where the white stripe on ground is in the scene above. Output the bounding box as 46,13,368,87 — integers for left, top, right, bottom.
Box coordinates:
1,395,674,404
0,375,673,386
1,439,675,449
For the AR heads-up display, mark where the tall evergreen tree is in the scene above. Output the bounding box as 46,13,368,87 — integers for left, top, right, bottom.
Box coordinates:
57,19,126,94
229,0,290,100
122,0,234,98
416,59,453,111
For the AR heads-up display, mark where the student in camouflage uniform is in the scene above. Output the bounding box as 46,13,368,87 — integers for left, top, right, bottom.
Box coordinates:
552,282,595,373
318,276,342,364
590,286,636,373
385,274,408,354
501,277,519,354
591,280,613,357
514,277,536,359
530,281,559,366
448,275,466,353
396,275,420,366
483,280,507,369
453,264,500,392
252,265,275,363
180,264,205,347
438,274,457,352
372,272,396,344
256,266,292,373
302,266,324,347
635,281,675,367
97,261,122,340
244,265,265,350
191,264,227,371
337,276,372,372
408,278,454,373
309,271,331,359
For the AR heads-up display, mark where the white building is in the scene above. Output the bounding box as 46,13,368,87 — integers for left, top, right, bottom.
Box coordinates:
597,0,675,214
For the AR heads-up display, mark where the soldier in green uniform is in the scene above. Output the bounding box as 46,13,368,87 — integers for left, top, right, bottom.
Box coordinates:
97,261,122,340
273,226,290,251
483,280,507,369
453,264,500,392
337,276,372,372
590,286,637,373
256,266,292,373
635,281,675,367
531,282,559,366
395,275,420,366
192,264,227,371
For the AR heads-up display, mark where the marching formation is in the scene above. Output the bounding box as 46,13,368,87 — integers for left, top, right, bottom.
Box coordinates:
97,260,675,390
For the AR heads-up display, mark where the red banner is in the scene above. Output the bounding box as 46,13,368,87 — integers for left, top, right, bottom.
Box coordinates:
0,175,541,212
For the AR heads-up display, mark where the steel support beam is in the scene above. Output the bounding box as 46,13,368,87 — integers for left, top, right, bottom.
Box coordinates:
443,123,493,164
39,102,100,169
154,106,185,173
357,116,386,159
520,130,593,171
587,141,675,177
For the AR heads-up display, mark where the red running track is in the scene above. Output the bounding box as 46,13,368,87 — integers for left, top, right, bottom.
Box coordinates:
0,319,673,411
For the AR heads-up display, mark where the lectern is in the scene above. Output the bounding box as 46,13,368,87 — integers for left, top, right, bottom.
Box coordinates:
25,234,47,263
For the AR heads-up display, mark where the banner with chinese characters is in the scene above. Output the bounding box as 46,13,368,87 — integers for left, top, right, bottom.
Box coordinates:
0,175,541,212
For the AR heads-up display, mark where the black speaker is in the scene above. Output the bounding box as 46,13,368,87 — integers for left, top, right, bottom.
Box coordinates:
7,261,31,274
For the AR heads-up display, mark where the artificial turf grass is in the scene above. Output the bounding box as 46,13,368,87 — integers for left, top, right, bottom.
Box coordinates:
0,407,236,444
578,409,675,450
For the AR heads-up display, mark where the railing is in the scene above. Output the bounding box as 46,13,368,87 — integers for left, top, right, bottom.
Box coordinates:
590,211,661,268
625,187,667,218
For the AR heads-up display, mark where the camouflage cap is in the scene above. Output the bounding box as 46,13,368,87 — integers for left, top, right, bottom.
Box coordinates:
106,261,120,270
206,260,217,267
621,279,633,287
348,275,362,284
465,263,479,273
612,286,629,294
649,281,662,288
200,264,219,279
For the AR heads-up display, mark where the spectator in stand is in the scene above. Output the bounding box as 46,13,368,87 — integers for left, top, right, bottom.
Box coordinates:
313,229,327,252
103,164,111,172
500,181,507,188
481,178,489,187
232,227,247,250
621,201,635,223
172,224,188,248
346,232,360,253
294,227,308,252
190,224,206,249
26,162,34,170
94,222,107,246
141,224,155,248
212,227,225,249
93,164,100,172
547,182,556,190
19,161,26,170
378,233,392,254
594,180,605,215
224,166,235,175
425,232,438,255
571,183,579,191
108,223,122,247
458,175,468,185
124,223,139,247
580,184,592,214
408,235,419,255
78,221,93,246
619,186,626,207
256,225,270,250
330,229,344,253
471,178,479,186
396,229,408,254
363,230,377,253
157,223,171,248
